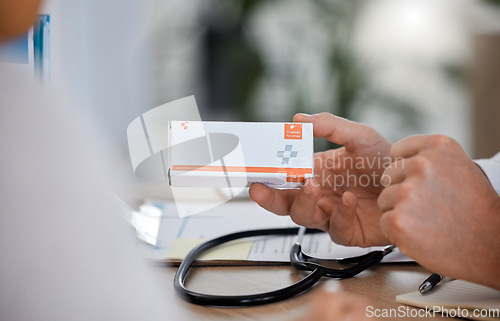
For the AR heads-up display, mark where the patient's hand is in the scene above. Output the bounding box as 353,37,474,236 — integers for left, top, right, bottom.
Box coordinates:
250,113,392,247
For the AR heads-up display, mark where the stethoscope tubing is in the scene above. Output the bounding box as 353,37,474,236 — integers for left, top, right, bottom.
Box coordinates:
173,227,394,307
174,228,325,306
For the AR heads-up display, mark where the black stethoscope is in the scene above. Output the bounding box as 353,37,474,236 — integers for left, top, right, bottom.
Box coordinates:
174,226,395,307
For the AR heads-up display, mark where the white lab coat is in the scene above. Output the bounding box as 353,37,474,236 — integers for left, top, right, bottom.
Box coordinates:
476,153,500,194
0,65,184,321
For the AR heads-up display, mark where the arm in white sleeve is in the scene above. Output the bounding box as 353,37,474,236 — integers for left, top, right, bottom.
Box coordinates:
475,152,500,195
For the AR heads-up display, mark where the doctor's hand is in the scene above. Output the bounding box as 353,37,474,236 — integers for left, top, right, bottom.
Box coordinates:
250,113,392,247
378,135,500,289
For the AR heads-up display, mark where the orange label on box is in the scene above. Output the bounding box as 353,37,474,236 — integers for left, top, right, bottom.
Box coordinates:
284,123,302,140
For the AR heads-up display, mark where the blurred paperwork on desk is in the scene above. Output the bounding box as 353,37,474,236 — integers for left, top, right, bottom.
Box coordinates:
135,200,412,265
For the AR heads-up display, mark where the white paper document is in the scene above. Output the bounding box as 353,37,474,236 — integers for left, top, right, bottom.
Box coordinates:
135,199,412,263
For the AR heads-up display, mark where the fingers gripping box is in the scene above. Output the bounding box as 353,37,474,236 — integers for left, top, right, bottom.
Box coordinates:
167,121,313,188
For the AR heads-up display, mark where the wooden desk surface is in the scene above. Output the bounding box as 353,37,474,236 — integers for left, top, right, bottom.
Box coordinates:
152,263,453,320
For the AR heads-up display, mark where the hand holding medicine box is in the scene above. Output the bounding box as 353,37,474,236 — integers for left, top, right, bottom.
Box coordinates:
168,121,314,189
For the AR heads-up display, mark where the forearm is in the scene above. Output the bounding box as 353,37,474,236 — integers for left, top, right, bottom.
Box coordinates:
467,199,500,290
483,205,500,290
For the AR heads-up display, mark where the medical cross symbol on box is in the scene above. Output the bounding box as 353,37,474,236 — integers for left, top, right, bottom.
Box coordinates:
277,145,298,164
181,122,189,129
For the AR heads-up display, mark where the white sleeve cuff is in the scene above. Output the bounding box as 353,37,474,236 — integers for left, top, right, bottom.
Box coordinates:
475,152,500,195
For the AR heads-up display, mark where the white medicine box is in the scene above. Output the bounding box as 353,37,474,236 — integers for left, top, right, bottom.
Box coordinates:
167,121,314,189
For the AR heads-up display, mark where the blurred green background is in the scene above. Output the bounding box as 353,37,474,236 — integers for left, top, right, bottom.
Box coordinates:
145,0,500,153
42,0,500,155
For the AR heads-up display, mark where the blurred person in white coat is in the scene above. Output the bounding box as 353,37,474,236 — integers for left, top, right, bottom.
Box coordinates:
0,1,184,320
